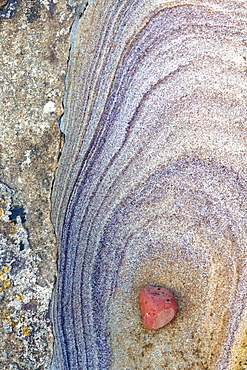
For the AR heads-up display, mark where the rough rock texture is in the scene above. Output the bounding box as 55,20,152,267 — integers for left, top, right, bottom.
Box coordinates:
51,1,247,369
0,0,80,368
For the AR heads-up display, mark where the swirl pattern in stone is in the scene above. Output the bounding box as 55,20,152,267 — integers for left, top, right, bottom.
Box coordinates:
51,1,247,369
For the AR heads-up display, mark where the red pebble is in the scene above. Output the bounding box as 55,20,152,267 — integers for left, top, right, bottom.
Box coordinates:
140,285,177,330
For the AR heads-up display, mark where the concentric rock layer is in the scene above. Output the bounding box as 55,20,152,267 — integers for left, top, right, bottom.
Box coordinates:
51,1,247,369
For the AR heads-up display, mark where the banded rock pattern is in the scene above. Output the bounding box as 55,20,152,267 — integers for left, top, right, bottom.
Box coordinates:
51,1,247,369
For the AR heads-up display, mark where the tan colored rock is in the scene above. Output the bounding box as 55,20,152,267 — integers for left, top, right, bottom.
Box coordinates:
51,1,247,369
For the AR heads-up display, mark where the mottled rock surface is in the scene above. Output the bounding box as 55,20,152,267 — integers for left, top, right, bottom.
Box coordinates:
2,0,247,369
0,0,80,368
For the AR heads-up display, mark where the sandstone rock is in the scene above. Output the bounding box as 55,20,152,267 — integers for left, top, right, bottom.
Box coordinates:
50,0,247,369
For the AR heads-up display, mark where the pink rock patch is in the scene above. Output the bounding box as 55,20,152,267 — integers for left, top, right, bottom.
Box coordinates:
140,285,177,330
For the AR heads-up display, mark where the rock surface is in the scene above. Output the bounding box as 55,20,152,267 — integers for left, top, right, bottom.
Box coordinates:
2,0,247,369
0,0,80,368
51,1,247,369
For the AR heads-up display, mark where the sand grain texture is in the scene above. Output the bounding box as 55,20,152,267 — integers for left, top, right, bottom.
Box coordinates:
51,1,247,369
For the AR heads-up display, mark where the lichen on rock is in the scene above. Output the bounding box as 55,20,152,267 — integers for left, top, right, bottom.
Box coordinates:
0,182,53,369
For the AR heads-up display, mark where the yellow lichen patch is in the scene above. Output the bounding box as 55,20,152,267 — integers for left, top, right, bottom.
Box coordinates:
0,208,3,218
9,320,17,328
0,198,6,209
0,268,10,286
1,266,10,273
3,280,11,288
2,309,10,318
0,220,17,237
21,325,31,336
0,271,6,279
16,293,24,300
9,223,18,235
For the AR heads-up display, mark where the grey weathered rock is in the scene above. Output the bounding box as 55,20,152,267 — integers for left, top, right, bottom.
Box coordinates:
0,0,80,368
